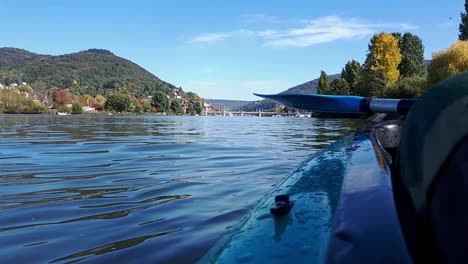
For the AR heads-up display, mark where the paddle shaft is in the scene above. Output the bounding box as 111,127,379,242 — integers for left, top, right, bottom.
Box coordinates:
360,98,416,115
254,93,417,114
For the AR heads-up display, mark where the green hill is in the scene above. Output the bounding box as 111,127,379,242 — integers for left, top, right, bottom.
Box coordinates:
0,48,45,68
0,48,180,97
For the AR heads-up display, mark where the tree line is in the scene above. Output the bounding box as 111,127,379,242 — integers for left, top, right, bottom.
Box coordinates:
318,32,427,99
0,86,203,115
318,0,468,99
53,89,203,115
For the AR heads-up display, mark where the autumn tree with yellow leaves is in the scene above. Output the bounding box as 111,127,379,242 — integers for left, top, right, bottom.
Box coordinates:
364,33,402,86
427,40,468,86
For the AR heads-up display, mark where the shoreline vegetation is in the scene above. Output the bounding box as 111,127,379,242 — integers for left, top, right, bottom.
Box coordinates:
0,48,205,116
2,1,468,116
0,87,204,115
316,34,468,100
245,1,468,113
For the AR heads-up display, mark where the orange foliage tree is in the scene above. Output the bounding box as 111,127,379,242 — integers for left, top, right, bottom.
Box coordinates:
364,33,402,86
52,89,72,106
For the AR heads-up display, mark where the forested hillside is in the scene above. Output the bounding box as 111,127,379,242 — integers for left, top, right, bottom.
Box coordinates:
0,48,178,97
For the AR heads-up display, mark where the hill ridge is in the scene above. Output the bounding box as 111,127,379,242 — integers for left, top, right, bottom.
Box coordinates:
0,47,183,98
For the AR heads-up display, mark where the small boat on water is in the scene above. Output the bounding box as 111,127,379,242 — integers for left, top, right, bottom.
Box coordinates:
57,112,69,115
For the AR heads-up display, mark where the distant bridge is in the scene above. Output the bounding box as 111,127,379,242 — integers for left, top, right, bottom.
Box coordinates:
203,110,278,117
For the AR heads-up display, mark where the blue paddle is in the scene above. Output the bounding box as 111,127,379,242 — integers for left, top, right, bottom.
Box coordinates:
254,93,416,114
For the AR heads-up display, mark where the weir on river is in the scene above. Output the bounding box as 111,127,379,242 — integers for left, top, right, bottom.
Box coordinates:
203,110,276,116
203,110,314,117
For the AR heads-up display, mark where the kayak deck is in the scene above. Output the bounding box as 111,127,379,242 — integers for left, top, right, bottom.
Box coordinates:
200,121,411,263
199,135,355,263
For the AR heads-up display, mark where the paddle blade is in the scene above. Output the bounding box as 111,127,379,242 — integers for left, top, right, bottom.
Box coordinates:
254,93,366,113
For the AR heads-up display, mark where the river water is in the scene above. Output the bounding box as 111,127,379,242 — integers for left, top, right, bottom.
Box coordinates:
0,115,359,263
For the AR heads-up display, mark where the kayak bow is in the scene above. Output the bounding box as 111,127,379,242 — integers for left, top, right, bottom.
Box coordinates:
199,121,411,263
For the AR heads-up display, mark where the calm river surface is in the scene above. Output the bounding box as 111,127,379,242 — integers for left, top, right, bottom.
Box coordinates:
0,115,359,263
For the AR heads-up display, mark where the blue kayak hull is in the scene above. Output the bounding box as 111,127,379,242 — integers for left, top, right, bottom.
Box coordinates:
199,135,354,263
200,127,410,263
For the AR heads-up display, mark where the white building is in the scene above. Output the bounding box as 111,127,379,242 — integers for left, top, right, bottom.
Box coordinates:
83,106,96,112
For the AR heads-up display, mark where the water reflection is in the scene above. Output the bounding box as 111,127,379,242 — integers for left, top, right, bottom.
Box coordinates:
0,114,360,263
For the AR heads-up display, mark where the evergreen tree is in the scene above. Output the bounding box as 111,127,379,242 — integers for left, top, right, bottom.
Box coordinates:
459,0,468,40
341,60,362,93
391,32,402,46
318,70,330,94
329,78,351,95
355,69,387,97
170,99,184,115
399,33,425,77
71,102,84,114
104,93,131,112
386,76,425,99
193,102,202,114
152,91,169,112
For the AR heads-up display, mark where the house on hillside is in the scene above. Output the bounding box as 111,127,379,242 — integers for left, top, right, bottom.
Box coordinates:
204,102,211,112
172,91,184,100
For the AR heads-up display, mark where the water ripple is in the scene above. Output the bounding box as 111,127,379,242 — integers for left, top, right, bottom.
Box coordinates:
0,114,359,263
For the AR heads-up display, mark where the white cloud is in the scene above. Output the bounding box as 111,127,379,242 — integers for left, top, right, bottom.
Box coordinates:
258,30,278,38
264,16,374,47
399,23,419,30
190,33,233,43
190,15,418,47
261,16,418,47
190,30,254,44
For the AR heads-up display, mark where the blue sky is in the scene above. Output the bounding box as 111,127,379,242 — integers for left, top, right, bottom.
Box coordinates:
1,0,463,100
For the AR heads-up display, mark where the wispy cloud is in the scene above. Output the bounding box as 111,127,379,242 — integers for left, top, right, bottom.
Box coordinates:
258,30,278,38
190,33,233,43
190,15,418,47
260,16,418,47
398,23,419,30
262,16,375,47
190,30,254,44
